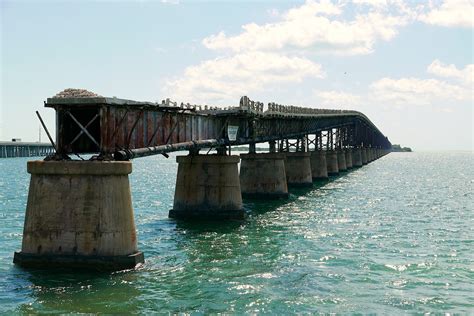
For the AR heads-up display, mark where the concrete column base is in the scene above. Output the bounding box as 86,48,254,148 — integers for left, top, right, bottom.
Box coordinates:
169,155,244,220
310,150,328,180
345,149,353,169
337,150,347,172
352,148,363,167
240,153,288,199
13,161,143,270
361,148,368,165
326,150,339,175
285,152,312,187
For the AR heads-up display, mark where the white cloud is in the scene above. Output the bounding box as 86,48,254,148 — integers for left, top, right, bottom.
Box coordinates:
352,0,388,8
369,77,471,106
202,0,409,56
161,0,179,4
427,59,474,85
313,90,362,108
370,59,473,107
418,0,474,28
163,52,325,104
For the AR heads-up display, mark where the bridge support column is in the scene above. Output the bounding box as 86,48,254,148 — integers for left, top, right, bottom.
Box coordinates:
337,150,347,172
13,161,143,270
361,148,368,165
170,155,244,220
240,153,288,199
285,152,312,187
345,149,353,169
352,148,362,167
310,150,328,180
326,150,339,175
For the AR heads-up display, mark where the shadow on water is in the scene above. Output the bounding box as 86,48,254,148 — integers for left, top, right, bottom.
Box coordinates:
12,265,142,314
173,219,244,235
243,197,291,217
242,173,350,217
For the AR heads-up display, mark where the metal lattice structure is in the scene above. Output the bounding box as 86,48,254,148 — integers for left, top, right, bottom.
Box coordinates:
44,93,391,160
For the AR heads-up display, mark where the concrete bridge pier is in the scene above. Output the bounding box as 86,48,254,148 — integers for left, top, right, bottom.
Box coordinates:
345,148,353,169
361,148,368,165
337,149,347,172
326,150,339,175
352,148,363,167
240,153,288,199
13,161,144,270
310,150,328,180
285,152,313,187
170,154,244,220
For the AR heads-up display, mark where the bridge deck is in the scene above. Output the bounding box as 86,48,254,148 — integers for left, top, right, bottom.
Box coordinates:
45,95,390,160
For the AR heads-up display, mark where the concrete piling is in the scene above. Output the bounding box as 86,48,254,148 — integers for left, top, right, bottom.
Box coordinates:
240,153,288,199
13,161,144,270
326,150,339,175
345,148,353,169
352,148,363,167
310,150,328,180
337,150,347,172
361,148,368,165
285,152,313,187
169,154,244,220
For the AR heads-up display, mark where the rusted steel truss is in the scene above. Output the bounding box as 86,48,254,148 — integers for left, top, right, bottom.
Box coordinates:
45,96,391,160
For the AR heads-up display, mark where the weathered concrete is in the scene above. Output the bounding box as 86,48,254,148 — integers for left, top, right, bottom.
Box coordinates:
310,150,328,180
352,148,363,167
326,150,339,175
285,152,312,187
240,153,288,199
13,161,143,270
337,150,347,172
361,148,368,165
169,155,244,220
345,148,353,169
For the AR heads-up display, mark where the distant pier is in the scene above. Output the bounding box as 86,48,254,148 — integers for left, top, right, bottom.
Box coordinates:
0,141,54,158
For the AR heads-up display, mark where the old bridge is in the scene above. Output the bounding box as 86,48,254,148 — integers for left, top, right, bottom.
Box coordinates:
14,90,391,270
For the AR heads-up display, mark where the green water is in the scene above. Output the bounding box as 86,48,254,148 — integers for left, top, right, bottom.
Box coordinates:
0,152,473,314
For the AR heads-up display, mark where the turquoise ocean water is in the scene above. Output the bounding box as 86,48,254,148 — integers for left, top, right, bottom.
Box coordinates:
0,152,472,314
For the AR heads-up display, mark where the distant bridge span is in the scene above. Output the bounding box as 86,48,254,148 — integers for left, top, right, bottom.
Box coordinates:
45,95,391,160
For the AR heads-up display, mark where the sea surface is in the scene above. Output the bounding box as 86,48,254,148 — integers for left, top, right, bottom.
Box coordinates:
0,152,472,314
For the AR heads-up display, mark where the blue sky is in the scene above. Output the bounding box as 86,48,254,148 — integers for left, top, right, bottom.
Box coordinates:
1,0,473,150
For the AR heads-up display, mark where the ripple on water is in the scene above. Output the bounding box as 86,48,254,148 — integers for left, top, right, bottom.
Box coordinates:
0,153,473,313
